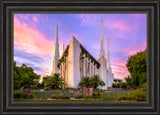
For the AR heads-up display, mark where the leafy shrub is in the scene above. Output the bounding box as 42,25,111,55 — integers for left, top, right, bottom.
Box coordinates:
121,83,127,89
14,91,23,99
58,94,69,99
117,96,134,101
51,94,58,99
74,93,83,99
117,90,146,101
92,91,102,99
141,83,147,91
53,90,61,93
44,88,50,91
58,94,64,99
117,83,120,88
41,97,48,100
64,87,76,90
134,91,146,101
62,95,69,99
23,94,35,99
112,83,120,88
84,95,92,100
49,90,54,92
112,83,116,88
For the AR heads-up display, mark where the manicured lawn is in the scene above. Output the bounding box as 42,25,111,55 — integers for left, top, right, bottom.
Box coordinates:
14,98,116,102
102,91,130,98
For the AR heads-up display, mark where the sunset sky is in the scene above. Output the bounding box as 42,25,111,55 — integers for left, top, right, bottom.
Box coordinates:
14,14,147,80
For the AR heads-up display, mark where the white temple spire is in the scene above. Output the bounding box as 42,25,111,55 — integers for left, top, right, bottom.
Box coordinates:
51,24,60,76
99,19,105,57
107,38,111,72
54,24,60,58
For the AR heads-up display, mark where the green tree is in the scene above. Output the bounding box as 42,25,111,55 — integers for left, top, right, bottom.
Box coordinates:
126,49,147,88
13,61,40,90
43,73,65,90
78,76,92,88
90,75,105,89
78,75,105,89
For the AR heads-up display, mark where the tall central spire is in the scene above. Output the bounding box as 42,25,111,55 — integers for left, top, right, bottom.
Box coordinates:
51,24,60,76
54,24,60,59
99,19,105,57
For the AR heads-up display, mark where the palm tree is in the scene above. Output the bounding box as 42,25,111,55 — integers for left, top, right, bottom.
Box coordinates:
45,73,65,90
78,76,93,88
91,75,105,90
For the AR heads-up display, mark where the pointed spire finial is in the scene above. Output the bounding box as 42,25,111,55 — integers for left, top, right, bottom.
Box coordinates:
56,24,58,43
99,19,105,57
101,19,103,38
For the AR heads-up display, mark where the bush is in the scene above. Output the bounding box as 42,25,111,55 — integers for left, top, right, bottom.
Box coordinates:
23,94,36,99
84,95,92,100
63,87,76,90
62,95,69,99
41,97,48,100
74,93,83,99
141,83,147,91
117,96,134,101
134,91,146,101
112,83,120,88
58,94,69,99
92,91,102,100
117,90,146,101
112,83,116,88
117,83,120,88
52,90,61,93
14,91,23,99
51,94,58,99
121,83,127,89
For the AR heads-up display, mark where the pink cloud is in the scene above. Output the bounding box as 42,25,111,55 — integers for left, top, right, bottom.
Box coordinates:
125,42,146,56
111,58,130,80
14,17,64,59
40,67,51,73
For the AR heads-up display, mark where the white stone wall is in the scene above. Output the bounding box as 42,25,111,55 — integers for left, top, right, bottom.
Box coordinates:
98,56,108,90
72,37,81,88
67,37,74,87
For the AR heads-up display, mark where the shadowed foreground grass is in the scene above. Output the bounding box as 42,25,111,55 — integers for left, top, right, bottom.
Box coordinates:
14,98,116,102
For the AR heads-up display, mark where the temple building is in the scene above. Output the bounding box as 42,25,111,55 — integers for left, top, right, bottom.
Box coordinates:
51,20,114,90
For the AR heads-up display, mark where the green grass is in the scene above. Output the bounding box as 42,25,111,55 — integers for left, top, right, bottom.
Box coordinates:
102,91,130,99
14,98,116,102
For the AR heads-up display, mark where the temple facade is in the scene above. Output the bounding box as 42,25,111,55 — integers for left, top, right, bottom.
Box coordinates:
51,20,114,90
